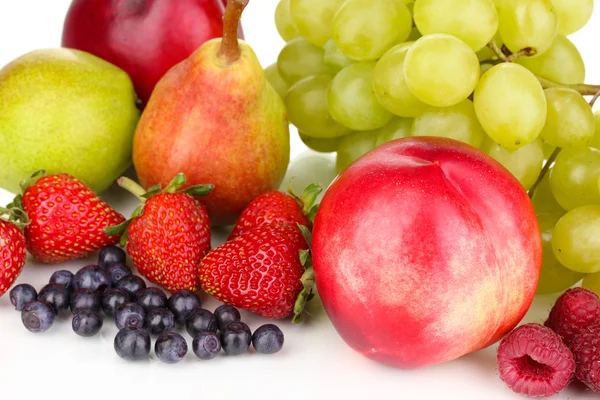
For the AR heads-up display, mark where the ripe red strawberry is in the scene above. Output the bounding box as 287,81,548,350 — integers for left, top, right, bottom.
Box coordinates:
107,174,212,293
201,222,314,320
0,218,26,296
228,184,321,240
11,171,125,264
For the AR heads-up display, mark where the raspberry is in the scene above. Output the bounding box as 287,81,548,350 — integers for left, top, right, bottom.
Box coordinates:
545,288,600,346
497,323,575,397
571,323,600,391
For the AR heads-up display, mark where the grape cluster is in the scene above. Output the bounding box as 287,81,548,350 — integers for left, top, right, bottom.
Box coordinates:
267,0,600,295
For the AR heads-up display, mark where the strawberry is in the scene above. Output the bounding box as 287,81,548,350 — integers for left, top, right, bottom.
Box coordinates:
228,184,322,240
9,171,125,264
200,222,315,321
106,173,213,293
0,211,27,296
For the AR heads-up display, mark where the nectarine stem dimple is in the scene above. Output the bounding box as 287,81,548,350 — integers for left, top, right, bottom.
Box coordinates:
217,0,249,64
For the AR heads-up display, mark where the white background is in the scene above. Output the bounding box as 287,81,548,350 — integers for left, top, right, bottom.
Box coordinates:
0,1,599,399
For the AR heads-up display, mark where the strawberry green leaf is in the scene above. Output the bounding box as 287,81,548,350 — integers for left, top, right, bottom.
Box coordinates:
297,224,312,248
308,204,319,225
292,266,316,324
104,219,131,237
301,184,322,215
299,249,310,266
19,170,46,193
182,184,214,197
163,173,187,193
141,184,162,199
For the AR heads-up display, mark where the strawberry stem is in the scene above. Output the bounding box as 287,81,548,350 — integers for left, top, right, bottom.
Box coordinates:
117,177,147,201
19,170,46,193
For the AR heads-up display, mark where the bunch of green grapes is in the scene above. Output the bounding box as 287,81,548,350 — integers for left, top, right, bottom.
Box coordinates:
267,0,599,294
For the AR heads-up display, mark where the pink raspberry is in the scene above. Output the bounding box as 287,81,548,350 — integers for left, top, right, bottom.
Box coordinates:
497,323,575,397
571,323,600,391
545,288,600,347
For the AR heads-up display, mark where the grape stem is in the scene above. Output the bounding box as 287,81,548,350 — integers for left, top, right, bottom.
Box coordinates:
589,90,600,108
487,41,509,62
528,147,560,199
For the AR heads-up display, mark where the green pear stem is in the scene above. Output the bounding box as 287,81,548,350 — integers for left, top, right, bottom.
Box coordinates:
217,0,249,64
117,177,147,201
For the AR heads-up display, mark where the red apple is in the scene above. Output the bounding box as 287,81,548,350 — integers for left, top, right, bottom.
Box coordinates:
62,0,240,104
312,137,541,369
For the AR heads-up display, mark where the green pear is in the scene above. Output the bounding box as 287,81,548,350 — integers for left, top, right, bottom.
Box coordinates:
0,48,140,194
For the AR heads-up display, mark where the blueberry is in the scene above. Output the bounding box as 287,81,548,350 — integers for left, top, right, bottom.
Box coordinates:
168,290,202,325
72,265,110,292
214,304,241,331
186,309,217,337
114,327,151,361
146,308,175,336
49,270,74,292
115,302,146,330
101,288,129,317
9,284,37,311
106,263,132,286
155,332,188,364
72,310,104,337
21,301,55,333
192,332,222,360
70,289,101,313
115,275,146,299
136,287,167,312
252,324,284,354
220,322,251,355
98,245,126,269
38,284,70,314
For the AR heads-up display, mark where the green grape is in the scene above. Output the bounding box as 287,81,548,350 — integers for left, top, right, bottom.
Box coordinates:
299,132,342,153
516,35,585,85
413,0,498,51
552,0,594,35
336,131,378,173
532,173,565,215
476,34,503,61
412,100,486,149
539,88,595,148
289,0,345,47
323,40,354,70
549,147,600,210
473,63,546,149
286,75,352,138
496,0,558,56
275,0,299,42
328,62,394,131
543,141,556,160
332,0,412,61
536,211,585,294
480,63,494,75
404,34,480,108
279,152,337,198
277,38,338,85
552,204,600,274
374,117,413,147
482,138,544,189
583,271,600,296
590,111,600,150
372,43,429,118
264,64,289,99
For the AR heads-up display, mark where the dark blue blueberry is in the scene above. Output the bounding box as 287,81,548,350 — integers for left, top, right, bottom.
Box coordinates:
72,310,103,337
114,327,151,361
220,321,251,356
146,308,175,336
38,284,70,314
168,290,202,325
185,309,217,337
101,288,129,317
115,275,146,299
155,332,188,364
72,265,110,292
49,270,74,292
98,245,127,269
115,302,146,330
70,289,101,313
192,332,221,360
136,287,167,312
21,301,55,333
106,263,132,286
252,324,284,354
9,284,37,311
214,304,241,331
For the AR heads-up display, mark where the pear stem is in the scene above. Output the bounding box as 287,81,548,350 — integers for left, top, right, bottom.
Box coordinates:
217,0,249,64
